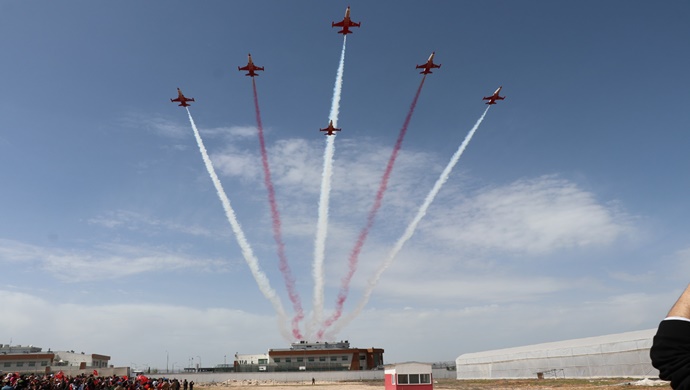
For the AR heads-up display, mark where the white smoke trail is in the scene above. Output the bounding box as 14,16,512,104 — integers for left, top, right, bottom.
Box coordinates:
329,36,347,123
186,108,291,340
325,106,491,337
310,36,347,340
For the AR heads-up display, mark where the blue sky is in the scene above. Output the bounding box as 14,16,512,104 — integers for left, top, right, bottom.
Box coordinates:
1,0,689,370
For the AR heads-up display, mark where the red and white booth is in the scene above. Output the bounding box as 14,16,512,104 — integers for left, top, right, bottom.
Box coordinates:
384,362,433,390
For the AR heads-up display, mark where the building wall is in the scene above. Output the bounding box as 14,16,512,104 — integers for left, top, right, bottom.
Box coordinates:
456,329,658,379
265,348,384,372
234,353,270,372
0,345,111,375
53,351,111,369
234,354,269,365
0,353,54,374
384,363,433,390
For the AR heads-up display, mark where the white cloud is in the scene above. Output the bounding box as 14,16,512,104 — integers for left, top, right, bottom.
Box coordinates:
211,149,261,181
0,288,670,368
123,114,255,143
197,125,258,140
0,239,227,282
427,176,632,254
318,288,670,362
124,114,189,139
226,125,258,139
87,210,217,238
372,273,571,304
609,270,656,283
211,136,438,222
0,290,284,368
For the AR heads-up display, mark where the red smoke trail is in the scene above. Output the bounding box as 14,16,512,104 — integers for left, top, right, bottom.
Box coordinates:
318,76,427,338
252,78,304,339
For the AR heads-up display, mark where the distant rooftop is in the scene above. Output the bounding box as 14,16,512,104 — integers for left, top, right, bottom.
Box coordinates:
270,340,351,351
0,345,43,354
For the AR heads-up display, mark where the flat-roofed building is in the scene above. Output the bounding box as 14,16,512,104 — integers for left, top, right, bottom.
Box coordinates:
455,329,657,379
385,362,433,390
53,351,111,369
270,340,384,372
234,353,270,372
0,345,54,374
0,344,111,374
235,341,384,372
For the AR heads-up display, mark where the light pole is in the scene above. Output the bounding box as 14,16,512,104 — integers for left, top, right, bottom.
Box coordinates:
166,351,169,373
196,355,202,372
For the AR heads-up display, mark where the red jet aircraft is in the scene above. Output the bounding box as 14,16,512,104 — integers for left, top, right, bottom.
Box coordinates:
483,86,505,105
320,120,341,136
416,52,441,74
238,53,264,77
332,6,360,35
170,88,195,107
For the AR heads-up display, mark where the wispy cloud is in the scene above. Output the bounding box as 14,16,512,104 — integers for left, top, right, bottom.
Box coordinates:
373,273,571,303
212,136,437,213
123,113,257,142
0,290,285,367
0,239,227,282
426,176,632,254
0,287,668,367
87,210,217,238
214,125,257,139
123,114,190,139
211,150,262,181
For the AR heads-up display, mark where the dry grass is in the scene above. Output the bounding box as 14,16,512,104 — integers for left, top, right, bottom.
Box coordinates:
198,378,670,390
434,378,668,389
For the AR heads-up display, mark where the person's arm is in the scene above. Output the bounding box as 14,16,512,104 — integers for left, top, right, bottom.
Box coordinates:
651,284,690,389
667,284,690,319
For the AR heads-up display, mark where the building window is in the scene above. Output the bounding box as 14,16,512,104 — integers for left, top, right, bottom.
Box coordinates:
330,357,337,361
297,358,303,362
395,373,429,384
258,359,267,364
285,358,291,363
3,363,10,368
274,358,281,363
28,362,36,367
41,361,48,367
308,358,314,362
16,362,24,367
319,357,325,362
341,356,348,361
360,355,365,360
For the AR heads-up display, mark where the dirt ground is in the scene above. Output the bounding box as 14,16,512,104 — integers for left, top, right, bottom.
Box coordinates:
196,378,671,390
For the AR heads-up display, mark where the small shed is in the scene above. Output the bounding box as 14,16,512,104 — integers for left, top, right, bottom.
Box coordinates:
384,362,433,390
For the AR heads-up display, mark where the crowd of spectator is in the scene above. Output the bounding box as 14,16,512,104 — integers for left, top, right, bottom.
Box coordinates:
2,372,194,390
